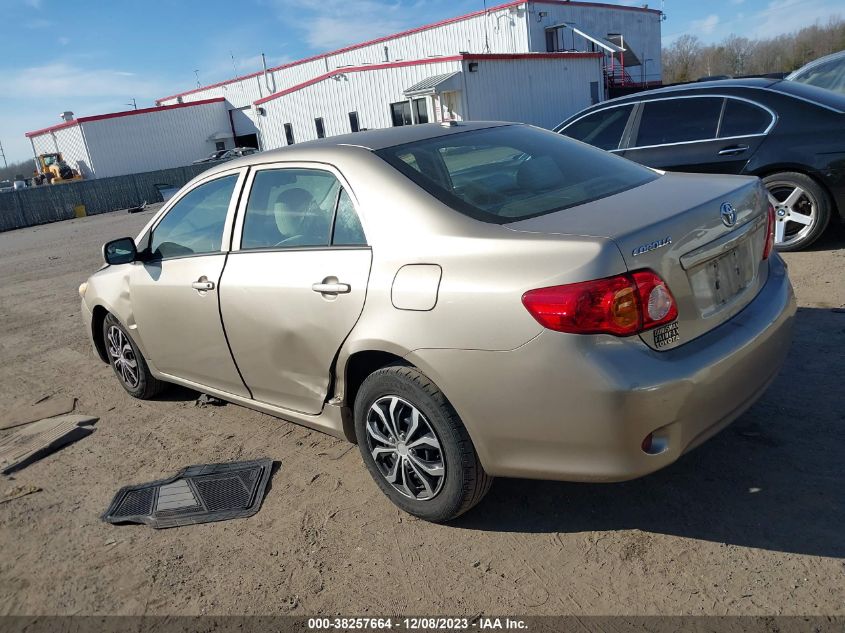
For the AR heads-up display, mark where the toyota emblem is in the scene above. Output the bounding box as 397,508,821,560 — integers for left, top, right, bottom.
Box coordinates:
720,202,737,227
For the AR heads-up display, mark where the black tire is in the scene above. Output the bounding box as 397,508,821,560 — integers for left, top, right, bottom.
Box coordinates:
354,364,493,522
102,313,166,399
762,171,832,251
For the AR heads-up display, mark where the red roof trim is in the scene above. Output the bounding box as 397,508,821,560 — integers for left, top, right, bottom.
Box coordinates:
465,52,602,60
24,119,80,138
254,52,600,105
25,97,226,138
156,0,659,104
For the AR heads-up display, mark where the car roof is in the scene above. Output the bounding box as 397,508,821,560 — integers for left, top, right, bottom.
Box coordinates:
596,77,780,106
558,77,845,128
200,121,515,176
788,49,845,78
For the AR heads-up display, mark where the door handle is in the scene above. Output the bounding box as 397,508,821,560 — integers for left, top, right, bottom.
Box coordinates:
191,279,215,291
312,282,350,294
718,145,749,156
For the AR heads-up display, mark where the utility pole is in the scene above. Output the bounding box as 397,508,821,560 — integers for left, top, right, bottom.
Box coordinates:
0,140,7,169
126,98,137,110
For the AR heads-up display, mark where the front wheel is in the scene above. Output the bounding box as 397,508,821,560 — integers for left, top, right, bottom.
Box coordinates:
103,313,165,399
763,172,832,251
354,365,492,522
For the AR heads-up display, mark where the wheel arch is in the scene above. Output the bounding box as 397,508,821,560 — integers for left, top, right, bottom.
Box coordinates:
750,164,841,220
91,304,110,363
341,349,409,441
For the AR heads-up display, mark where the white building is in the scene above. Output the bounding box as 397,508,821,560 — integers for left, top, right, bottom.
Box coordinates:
24,1,662,177
26,98,231,179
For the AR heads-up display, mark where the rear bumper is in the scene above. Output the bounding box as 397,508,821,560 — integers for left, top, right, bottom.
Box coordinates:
409,255,796,481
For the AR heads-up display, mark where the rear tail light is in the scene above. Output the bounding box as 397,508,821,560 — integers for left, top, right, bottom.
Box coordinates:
763,202,775,260
522,270,678,337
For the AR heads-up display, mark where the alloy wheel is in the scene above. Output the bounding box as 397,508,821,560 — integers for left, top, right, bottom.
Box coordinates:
365,396,446,501
106,325,140,389
766,182,817,248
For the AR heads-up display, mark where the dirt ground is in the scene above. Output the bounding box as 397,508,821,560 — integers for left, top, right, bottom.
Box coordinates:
0,207,843,616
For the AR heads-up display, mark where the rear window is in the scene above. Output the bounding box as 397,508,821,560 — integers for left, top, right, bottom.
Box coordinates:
375,125,658,224
719,99,772,137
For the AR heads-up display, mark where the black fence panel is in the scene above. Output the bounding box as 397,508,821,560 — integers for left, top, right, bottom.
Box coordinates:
0,163,212,233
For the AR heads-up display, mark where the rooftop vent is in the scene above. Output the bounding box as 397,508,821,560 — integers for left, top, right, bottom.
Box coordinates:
60,111,74,122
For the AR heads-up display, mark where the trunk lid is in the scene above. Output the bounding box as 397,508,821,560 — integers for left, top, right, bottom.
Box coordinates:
506,172,770,350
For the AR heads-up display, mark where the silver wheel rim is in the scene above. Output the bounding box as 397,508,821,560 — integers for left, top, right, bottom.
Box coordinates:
106,325,140,389
365,396,445,501
766,181,817,248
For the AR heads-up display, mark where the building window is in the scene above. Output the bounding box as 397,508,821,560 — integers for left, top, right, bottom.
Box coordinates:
349,111,360,133
390,99,428,127
215,141,226,151
315,117,325,139
284,123,295,146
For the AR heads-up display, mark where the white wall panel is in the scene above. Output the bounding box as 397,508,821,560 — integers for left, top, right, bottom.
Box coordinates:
29,125,94,178
79,102,231,179
464,56,602,129
31,133,58,156
258,60,464,150
159,6,528,110
53,125,94,177
258,55,600,149
526,3,663,82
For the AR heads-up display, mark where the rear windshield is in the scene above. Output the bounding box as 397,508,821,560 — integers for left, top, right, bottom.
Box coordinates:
776,79,845,112
375,125,658,223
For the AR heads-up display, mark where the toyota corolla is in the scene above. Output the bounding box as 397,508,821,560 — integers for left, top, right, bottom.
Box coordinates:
80,122,796,522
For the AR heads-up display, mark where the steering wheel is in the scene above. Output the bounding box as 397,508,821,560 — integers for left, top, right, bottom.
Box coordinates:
274,235,305,247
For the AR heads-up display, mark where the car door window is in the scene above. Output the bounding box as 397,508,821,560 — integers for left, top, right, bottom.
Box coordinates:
635,97,723,147
718,99,772,137
332,188,366,245
562,105,634,150
150,174,238,259
241,169,341,249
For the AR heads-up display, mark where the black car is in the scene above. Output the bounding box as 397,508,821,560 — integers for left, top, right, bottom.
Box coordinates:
556,78,845,250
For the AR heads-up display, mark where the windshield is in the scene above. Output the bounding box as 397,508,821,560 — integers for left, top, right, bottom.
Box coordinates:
788,54,845,96
375,125,658,223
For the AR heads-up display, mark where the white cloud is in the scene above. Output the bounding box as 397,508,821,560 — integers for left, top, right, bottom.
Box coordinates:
691,14,720,35
57,36,70,45
24,0,42,9
730,0,745,4
6,63,168,100
268,0,415,51
751,0,842,38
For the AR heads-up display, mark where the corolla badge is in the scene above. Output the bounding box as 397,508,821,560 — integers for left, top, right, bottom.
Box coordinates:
720,202,737,227
632,236,672,257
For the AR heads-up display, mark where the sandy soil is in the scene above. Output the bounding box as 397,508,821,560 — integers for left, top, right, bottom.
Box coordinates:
0,208,843,616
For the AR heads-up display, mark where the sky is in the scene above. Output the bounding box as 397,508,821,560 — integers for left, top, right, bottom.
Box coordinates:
0,0,842,164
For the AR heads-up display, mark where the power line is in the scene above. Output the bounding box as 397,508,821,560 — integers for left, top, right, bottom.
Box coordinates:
0,140,7,169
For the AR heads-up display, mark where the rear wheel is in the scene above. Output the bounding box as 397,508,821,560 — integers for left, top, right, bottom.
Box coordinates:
354,365,492,522
103,313,165,399
763,172,831,251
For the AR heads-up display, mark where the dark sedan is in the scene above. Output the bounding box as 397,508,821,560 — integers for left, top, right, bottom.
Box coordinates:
556,78,845,250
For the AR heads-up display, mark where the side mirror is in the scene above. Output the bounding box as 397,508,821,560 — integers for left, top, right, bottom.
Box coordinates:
103,237,137,265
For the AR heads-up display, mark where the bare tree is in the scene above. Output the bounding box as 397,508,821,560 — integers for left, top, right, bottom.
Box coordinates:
661,16,845,84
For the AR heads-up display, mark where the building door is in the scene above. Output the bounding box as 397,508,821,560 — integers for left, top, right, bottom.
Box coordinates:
235,133,259,149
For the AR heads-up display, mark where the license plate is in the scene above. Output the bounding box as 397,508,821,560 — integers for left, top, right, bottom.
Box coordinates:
708,246,752,306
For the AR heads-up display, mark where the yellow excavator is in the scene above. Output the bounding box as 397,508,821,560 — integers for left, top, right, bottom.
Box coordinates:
35,152,83,185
